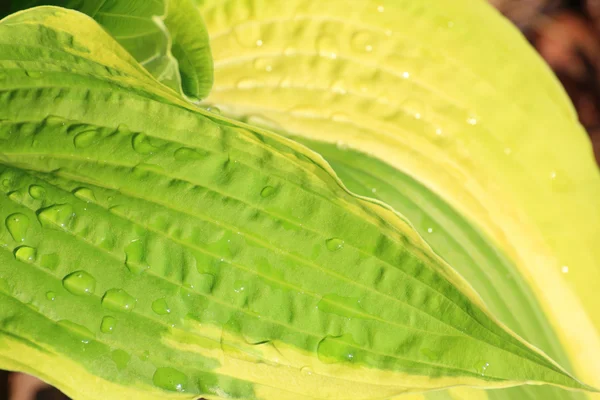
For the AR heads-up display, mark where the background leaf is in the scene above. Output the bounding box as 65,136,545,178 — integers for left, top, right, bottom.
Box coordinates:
3,0,213,99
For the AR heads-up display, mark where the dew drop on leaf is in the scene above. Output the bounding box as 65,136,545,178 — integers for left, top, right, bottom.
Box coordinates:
73,187,96,203
14,246,36,263
152,298,171,315
132,132,158,155
153,367,188,392
57,320,94,344
28,185,46,200
37,204,76,230
125,240,150,274
26,71,42,79
73,129,99,148
40,253,59,271
62,271,96,296
174,147,207,161
111,349,130,370
351,31,375,53
317,334,358,364
326,238,344,251
5,213,30,242
316,35,338,59
102,289,136,312
100,316,116,333
46,291,56,301
260,186,275,198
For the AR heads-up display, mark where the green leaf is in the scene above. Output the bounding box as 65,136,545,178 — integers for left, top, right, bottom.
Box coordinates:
3,0,213,99
195,0,600,398
0,6,594,400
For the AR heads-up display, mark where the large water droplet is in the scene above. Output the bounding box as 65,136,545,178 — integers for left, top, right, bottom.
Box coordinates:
233,21,262,48
102,289,136,312
132,133,158,155
5,213,30,242
37,204,75,230
111,349,130,370
316,35,339,59
46,291,56,301
73,187,96,203
73,129,100,148
26,71,42,79
100,316,116,333
153,367,188,392
62,271,96,296
317,294,363,319
28,185,46,200
152,298,171,315
57,320,94,344
260,186,276,198
326,238,344,251
40,253,59,271
14,246,36,263
317,334,359,364
174,147,207,161
351,31,375,53
125,240,150,274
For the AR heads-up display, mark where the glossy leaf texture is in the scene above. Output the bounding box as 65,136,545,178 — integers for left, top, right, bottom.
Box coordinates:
3,0,213,99
196,0,600,398
0,6,594,400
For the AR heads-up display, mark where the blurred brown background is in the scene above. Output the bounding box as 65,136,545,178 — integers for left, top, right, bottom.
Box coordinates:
1,1,600,399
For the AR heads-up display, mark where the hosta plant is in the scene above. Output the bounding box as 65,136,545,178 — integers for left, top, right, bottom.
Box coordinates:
0,1,599,399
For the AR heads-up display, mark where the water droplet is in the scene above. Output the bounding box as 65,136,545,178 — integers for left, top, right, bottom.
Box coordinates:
26,71,42,79
57,320,94,343
351,31,375,53
317,294,363,319
139,350,150,361
62,271,96,296
336,140,348,150
14,246,36,263
132,133,158,155
46,291,56,301
1,179,11,190
300,366,314,376
233,280,246,294
37,204,75,230
102,289,136,312
28,185,46,200
125,240,150,274
73,187,96,203
561,265,569,274
153,367,188,392
260,186,276,198
236,78,262,89
5,213,30,242
371,188,377,194
152,298,171,315
100,316,116,333
233,21,262,48
481,362,490,376
467,116,478,125
174,147,207,161
111,349,130,370
402,71,410,79
420,348,439,361
204,106,221,114
40,253,59,271
73,129,99,148
316,35,338,59
317,334,359,364
377,5,385,12
427,227,433,233
253,57,273,72
326,238,344,251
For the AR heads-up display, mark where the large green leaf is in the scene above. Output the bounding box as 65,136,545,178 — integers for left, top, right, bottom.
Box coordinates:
3,0,213,99
0,6,594,400
195,0,600,398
